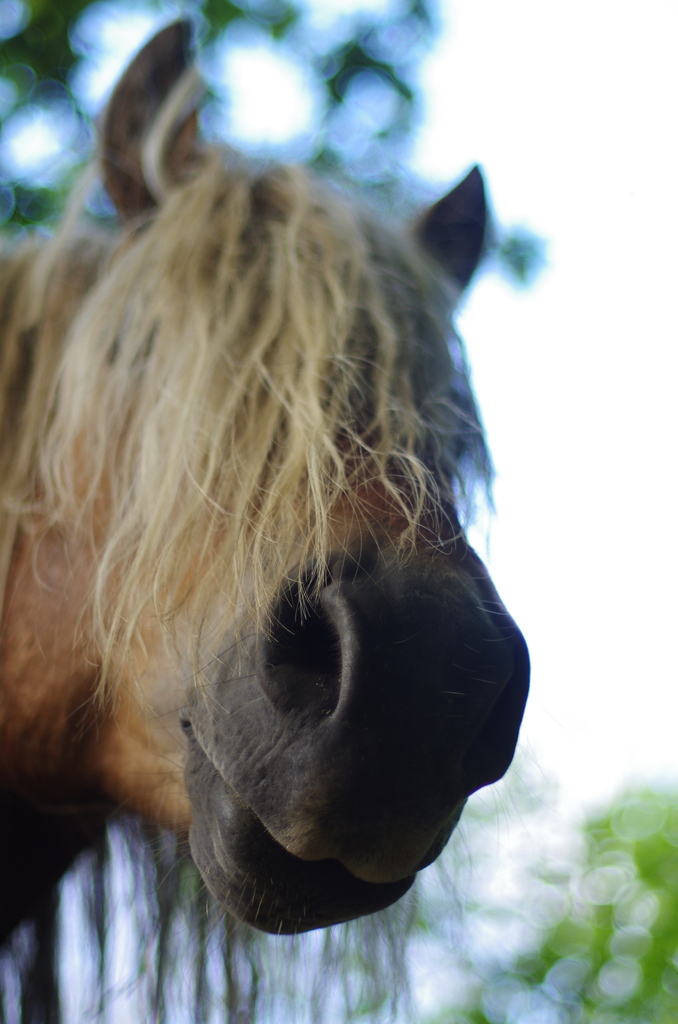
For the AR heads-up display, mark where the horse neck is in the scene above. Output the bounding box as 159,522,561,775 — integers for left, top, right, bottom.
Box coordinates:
0,521,191,828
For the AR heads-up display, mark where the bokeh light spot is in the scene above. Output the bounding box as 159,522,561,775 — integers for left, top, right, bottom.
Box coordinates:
612,797,667,842
0,0,28,41
208,30,319,146
609,925,652,961
0,102,81,185
597,958,642,1002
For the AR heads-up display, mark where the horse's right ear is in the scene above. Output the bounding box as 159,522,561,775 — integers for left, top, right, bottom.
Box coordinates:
100,21,199,221
416,166,487,291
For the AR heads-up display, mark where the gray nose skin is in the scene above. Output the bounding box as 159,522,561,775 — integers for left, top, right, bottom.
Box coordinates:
185,548,529,933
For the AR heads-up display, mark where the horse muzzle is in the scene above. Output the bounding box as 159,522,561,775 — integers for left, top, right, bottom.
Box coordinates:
184,547,529,933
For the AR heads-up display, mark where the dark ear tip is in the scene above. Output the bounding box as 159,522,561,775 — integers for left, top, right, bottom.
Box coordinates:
149,19,195,71
103,19,196,116
469,165,484,195
117,20,196,82
415,165,488,291
172,18,196,51
146,18,195,55
450,164,486,211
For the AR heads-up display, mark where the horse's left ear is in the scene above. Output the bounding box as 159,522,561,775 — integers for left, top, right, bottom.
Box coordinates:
101,21,199,220
416,166,487,291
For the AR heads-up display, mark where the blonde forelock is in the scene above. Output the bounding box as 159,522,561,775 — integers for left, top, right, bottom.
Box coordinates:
1,148,489,690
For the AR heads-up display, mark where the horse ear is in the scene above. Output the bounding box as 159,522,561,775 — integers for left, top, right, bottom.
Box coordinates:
416,166,487,291
100,20,198,220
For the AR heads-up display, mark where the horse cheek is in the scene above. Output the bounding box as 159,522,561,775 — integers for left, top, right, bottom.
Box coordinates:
0,529,100,802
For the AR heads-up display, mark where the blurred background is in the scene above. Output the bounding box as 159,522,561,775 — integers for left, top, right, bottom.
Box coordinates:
1,0,677,1021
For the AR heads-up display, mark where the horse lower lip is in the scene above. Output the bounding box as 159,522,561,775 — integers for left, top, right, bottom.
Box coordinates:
185,729,415,932
188,719,422,883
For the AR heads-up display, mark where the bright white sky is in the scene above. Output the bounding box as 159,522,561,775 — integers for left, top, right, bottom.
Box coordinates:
3,0,676,818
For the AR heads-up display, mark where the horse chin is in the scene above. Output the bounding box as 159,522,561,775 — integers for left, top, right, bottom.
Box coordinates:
185,734,414,933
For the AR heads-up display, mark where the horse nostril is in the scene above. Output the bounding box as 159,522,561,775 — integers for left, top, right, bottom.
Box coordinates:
259,579,342,718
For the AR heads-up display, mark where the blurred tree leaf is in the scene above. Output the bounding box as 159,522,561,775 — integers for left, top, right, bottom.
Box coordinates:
494,227,547,288
0,0,544,292
322,39,414,106
2,0,87,85
439,788,678,1024
0,0,434,229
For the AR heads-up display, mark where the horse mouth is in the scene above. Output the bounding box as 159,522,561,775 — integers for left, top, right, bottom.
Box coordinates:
184,725,415,934
182,551,530,934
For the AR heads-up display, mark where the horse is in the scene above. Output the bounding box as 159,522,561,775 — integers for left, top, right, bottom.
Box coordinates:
0,20,529,1018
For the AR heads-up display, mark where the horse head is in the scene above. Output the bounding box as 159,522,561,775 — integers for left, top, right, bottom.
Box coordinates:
0,22,528,939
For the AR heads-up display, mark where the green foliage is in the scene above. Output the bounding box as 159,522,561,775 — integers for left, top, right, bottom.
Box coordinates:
0,0,435,229
3,0,86,81
1,0,546,288
444,789,678,1024
495,227,547,287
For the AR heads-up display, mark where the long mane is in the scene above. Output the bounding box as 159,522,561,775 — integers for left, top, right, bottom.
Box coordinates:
0,147,490,687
